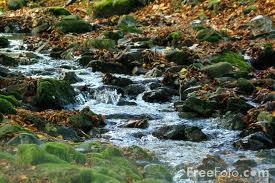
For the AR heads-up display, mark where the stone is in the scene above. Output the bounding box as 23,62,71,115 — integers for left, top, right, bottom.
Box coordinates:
62,72,82,84
57,15,91,33
117,15,140,33
152,124,207,141
103,73,133,87
0,54,18,66
48,7,71,16
145,67,162,78
0,66,10,77
196,28,223,42
202,62,233,78
180,85,201,100
165,49,196,65
142,87,174,103
0,97,16,114
257,111,273,123
226,97,253,113
251,44,275,70
250,15,273,36
77,55,95,67
218,112,245,130
0,37,9,48
31,23,50,34
86,38,116,50
87,60,129,74
121,118,149,129
237,78,255,94
125,84,146,97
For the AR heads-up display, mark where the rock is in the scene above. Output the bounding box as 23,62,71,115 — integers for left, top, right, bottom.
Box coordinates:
117,15,140,33
237,78,255,94
62,72,82,84
233,132,273,150
93,0,145,18
0,124,31,141
7,0,26,10
233,158,257,168
142,87,174,103
180,85,201,100
77,55,95,67
211,51,252,72
35,78,75,109
251,44,275,70
117,98,137,106
125,84,146,97
226,97,253,113
87,60,129,74
165,48,196,65
202,62,233,78
121,118,149,129
143,164,173,183
31,23,50,34
145,67,162,78
218,112,245,130
104,30,123,41
0,37,9,48
103,73,133,87
86,38,116,50
178,97,217,117
0,97,16,114
116,49,146,65
7,133,42,145
250,15,274,36
0,113,3,122
197,155,228,172
257,111,273,123
69,107,105,133
196,28,223,42
0,66,10,77
152,124,207,142
48,7,71,16
0,54,18,66
57,15,91,33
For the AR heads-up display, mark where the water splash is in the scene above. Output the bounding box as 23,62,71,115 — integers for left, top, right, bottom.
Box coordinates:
93,89,122,105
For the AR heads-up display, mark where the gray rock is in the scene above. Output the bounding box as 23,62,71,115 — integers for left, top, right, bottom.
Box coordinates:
250,15,274,36
62,72,82,84
201,62,233,78
125,84,146,97
142,87,175,103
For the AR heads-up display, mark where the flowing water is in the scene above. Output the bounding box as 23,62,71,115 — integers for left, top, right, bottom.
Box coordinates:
1,34,274,183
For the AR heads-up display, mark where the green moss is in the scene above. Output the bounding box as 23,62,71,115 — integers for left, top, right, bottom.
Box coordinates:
7,0,26,10
0,151,14,161
202,62,233,78
93,0,142,18
42,142,86,164
0,174,6,183
196,28,222,42
237,78,255,94
136,178,162,183
257,111,273,123
57,16,91,33
0,124,30,140
86,38,116,50
36,78,75,109
123,145,154,162
211,51,252,72
7,133,42,145
103,31,123,41
143,164,172,182
167,32,181,42
48,7,71,16
117,15,141,33
0,95,20,107
90,171,121,183
16,144,66,165
0,98,16,115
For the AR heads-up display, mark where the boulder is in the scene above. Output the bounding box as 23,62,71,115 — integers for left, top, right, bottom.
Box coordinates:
87,60,129,74
0,97,16,114
152,124,207,142
165,49,196,65
142,87,174,103
35,78,75,109
0,37,9,48
103,73,133,87
226,97,253,113
202,62,233,78
125,84,146,97
237,78,255,94
31,23,50,34
251,44,275,70
57,15,91,33
250,15,274,36
0,66,10,77
7,133,42,145
77,55,95,67
218,112,245,130
121,118,149,129
62,72,82,84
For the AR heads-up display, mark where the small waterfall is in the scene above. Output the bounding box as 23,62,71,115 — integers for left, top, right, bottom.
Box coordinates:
93,89,122,105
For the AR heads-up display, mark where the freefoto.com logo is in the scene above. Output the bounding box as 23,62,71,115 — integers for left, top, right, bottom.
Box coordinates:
185,167,270,182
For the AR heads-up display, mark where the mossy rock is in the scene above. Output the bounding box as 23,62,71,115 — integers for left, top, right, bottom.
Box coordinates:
143,164,173,182
16,144,66,165
86,38,116,50
7,133,42,145
93,0,144,18
117,15,141,33
165,49,195,65
257,111,273,122
57,16,91,33
0,94,20,107
0,37,9,48
196,28,222,42
226,97,252,113
202,62,233,78
123,145,154,162
36,163,93,183
69,107,105,132
0,124,30,140
42,142,86,164
211,51,252,72
167,32,181,42
48,7,71,16
102,146,124,158
0,54,18,66
7,0,26,10
103,31,123,41
36,78,75,109
90,170,121,183
237,78,255,94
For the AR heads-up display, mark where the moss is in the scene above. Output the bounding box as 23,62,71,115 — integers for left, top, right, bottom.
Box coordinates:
102,146,124,158
16,144,66,165
48,7,71,16
42,142,86,164
0,124,30,140
167,32,181,42
57,16,91,33
36,78,75,109
0,151,14,161
93,0,142,18
237,78,255,94
0,174,6,183
7,133,42,145
123,145,154,162
117,15,141,33
90,171,121,183
103,31,123,41
143,164,172,182
196,28,222,42
257,111,273,123
211,51,252,72
136,178,162,183
86,38,116,50
202,62,233,78
0,98,16,115
0,95,20,107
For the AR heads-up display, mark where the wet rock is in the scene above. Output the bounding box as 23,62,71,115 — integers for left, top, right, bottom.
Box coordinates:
7,0,26,10
218,112,245,130
180,85,201,100
104,30,123,41
249,15,274,36
196,28,223,42
103,73,133,87
87,60,129,74
143,164,173,183
142,87,174,103
251,44,275,70
165,48,196,65
178,97,217,117
145,67,162,78
117,98,137,106
35,78,75,109
0,66,10,77
233,158,257,169
125,84,146,97
7,133,42,145
211,51,252,72
237,78,255,94
201,62,233,78
55,126,81,141
77,55,95,67
226,97,253,113
0,37,9,48
116,49,145,65
93,0,145,18
132,66,147,75
56,15,91,33
153,124,207,142
0,54,18,66
234,132,273,150
69,107,105,133
31,23,50,34
121,118,149,129
62,72,82,84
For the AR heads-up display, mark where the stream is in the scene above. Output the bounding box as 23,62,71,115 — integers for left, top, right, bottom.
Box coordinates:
1,33,274,183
